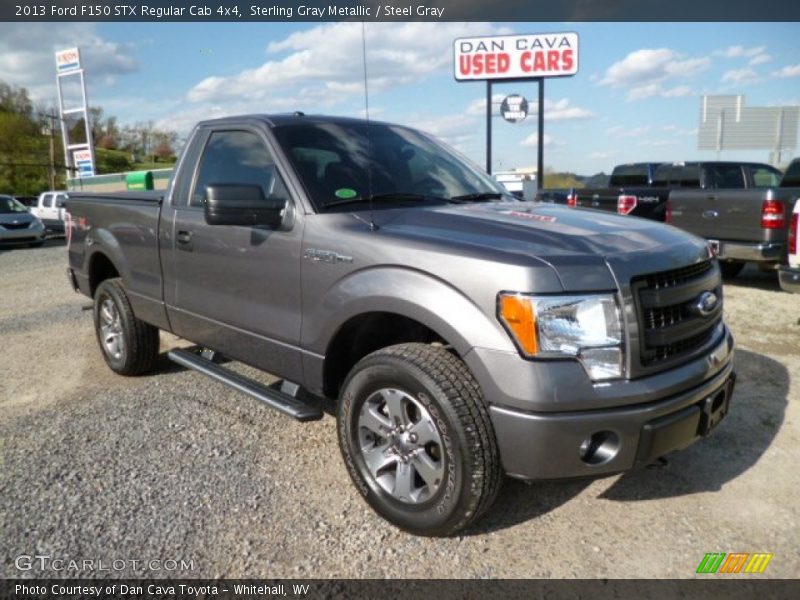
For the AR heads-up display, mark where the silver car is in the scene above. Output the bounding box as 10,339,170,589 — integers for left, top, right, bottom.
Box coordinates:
0,195,47,247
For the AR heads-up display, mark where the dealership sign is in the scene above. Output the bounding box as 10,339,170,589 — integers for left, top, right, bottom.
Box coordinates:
55,47,81,74
454,33,579,81
73,149,94,177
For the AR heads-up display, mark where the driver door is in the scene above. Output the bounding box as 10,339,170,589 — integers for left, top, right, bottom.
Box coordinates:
165,126,305,381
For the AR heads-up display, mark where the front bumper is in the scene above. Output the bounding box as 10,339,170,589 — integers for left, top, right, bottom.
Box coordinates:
0,226,46,244
470,325,736,480
778,265,800,293
490,363,735,480
716,240,784,262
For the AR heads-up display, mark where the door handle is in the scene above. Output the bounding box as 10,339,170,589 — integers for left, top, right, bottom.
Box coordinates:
702,210,719,219
176,230,193,251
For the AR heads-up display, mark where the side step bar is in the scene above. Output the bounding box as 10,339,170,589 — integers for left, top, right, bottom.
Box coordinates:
167,348,323,422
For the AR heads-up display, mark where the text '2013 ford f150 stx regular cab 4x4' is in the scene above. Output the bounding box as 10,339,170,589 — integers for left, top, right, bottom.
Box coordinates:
66,114,736,536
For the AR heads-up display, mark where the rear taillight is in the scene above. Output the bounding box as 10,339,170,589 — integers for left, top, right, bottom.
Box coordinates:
566,192,577,207
761,198,785,229
665,198,673,223
617,195,637,215
789,212,798,255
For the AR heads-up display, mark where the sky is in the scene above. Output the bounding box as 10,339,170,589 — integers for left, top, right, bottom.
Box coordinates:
0,21,798,175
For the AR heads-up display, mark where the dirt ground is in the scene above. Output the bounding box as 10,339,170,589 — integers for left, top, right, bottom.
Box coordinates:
1,240,798,579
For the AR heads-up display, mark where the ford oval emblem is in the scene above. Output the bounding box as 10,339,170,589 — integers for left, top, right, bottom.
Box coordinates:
695,291,719,317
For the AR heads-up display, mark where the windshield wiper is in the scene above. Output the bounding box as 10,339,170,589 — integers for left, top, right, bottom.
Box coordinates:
448,192,505,203
323,192,447,210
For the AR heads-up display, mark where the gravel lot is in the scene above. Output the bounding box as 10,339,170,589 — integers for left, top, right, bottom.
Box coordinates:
1,240,798,579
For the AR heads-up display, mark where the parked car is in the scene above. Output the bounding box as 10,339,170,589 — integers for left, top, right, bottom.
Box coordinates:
31,190,69,232
66,114,735,536
669,159,797,278
778,197,799,293
0,195,46,247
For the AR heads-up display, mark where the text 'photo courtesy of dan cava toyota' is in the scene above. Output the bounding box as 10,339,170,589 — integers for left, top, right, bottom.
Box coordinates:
0,8,798,588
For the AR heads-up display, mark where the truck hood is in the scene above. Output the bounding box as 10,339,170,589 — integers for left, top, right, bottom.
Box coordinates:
376,202,710,290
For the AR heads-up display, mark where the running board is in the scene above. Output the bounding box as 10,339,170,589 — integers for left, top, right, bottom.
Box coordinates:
167,349,323,422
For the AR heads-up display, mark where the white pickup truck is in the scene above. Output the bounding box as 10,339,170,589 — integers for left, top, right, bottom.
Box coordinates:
31,191,68,232
778,197,799,293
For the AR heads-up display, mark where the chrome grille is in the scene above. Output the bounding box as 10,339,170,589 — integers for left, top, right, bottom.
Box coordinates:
632,260,722,368
1,222,30,230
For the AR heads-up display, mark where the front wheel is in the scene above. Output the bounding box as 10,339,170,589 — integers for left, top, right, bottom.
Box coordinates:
337,343,502,536
93,278,160,375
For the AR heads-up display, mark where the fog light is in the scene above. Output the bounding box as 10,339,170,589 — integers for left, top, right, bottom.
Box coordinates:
579,431,620,465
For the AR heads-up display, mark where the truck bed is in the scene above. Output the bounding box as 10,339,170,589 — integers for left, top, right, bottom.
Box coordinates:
66,191,166,327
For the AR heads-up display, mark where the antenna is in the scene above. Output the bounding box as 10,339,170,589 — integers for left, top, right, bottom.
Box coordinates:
361,21,377,231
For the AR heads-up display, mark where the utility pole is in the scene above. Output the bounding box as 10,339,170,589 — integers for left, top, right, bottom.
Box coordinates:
41,109,60,190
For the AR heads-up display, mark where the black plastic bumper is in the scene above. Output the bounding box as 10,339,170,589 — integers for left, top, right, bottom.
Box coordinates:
489,361,736,481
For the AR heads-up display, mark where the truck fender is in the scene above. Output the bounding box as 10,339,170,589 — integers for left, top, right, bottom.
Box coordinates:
85,229,131,291
304,266,515,357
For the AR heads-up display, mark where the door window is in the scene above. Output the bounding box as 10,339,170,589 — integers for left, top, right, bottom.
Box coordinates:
54,194,67,208
42,194,53,208
191,130,288,207
749,165,781,188
709,165,745,189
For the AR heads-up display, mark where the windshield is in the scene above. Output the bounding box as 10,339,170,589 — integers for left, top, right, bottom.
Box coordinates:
0,196,28,214
271,121,509,210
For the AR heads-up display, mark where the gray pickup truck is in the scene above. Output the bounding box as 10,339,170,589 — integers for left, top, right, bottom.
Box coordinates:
669,160,795,278
66,114,736,536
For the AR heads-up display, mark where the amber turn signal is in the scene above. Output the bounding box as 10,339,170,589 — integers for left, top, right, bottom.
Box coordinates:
499,294,538,356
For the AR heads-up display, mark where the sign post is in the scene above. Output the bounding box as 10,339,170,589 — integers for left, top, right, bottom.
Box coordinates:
55,47,96,181
454,32,579,188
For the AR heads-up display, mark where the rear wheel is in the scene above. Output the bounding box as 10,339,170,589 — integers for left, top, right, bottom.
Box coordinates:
719,261,745,279
93,278,159,375
337,343,502,536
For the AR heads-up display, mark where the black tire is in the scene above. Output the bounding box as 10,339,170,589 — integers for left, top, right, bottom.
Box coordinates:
93,278,159,375
337,343,502,536
719,261,745,279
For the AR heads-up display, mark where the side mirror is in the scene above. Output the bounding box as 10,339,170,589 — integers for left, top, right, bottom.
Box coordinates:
204,184,287,228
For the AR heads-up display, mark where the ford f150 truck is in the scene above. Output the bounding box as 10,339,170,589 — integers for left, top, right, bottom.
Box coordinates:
66,114,736,536
543,161,781,224
547,162,667,218
669,159,797,279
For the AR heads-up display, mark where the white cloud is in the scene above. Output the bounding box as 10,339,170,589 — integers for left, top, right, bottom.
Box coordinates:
721,68,759,85
663,85,692,98
714,45,766,59
187,22,506,109
749,54,772,66
520,133,559,148
466,94,507,116
599,48,710,87
772,64,800,79
400,113,478,152
0,23,138,102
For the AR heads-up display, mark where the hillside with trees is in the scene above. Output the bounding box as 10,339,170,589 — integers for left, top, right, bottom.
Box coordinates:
0,80,178,195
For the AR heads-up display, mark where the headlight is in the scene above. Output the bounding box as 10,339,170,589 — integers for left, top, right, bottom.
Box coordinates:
29,219,43,229
498,293,624,381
